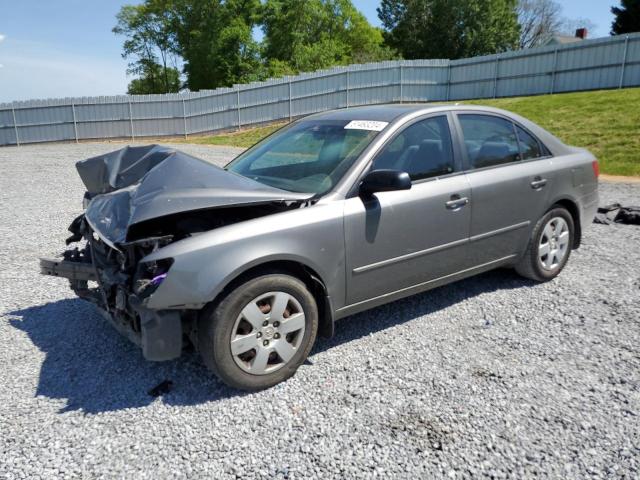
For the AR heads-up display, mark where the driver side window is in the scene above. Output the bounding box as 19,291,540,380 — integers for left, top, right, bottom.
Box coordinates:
372,116,454,181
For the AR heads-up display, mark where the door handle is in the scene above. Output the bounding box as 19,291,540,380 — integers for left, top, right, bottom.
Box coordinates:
445,195,469,210
530,177,548,189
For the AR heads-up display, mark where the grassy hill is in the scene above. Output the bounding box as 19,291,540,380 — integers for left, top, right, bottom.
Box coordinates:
184,87,640,176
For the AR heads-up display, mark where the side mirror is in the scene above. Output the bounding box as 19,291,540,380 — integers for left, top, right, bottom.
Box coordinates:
360,169,411,196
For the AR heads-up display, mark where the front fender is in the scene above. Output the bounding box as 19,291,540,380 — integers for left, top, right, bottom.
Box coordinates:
142,202,346,310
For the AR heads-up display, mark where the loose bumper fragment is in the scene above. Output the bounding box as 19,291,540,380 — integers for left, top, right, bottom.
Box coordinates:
39,257,97,281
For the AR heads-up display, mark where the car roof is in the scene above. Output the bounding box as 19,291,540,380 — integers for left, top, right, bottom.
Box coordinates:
305,103,528,124
305,103,571,157
306,104,448,122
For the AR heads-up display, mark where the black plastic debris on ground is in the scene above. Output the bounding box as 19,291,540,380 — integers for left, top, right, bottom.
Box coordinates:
148,380,173,397
594,203,640,225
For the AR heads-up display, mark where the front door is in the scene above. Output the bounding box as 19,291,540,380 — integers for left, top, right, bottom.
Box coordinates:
343,115,472,306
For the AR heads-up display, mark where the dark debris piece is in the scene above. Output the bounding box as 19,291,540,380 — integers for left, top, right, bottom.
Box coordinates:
148,380,173,397
594,203,640,225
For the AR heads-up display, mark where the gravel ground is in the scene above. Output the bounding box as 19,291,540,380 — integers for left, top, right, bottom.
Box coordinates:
1,142,639,479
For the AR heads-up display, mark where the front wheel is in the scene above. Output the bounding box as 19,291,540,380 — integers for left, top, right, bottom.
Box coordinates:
515,207,575,282
198,274,318,390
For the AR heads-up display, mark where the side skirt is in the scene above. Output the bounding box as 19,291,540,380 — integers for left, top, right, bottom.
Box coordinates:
334,254,517,320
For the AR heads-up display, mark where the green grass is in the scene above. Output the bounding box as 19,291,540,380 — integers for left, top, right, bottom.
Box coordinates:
466,88,640,177
184,123,286,148
182,88,640,176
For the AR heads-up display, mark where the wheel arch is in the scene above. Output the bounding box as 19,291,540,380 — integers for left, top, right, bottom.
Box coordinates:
549,197,581,248
209,258,335,339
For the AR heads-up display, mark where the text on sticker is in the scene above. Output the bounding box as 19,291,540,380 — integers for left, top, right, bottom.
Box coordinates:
344,120,389,131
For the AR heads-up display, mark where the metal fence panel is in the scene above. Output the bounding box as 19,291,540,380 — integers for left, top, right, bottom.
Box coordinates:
0,109,14,128
18,123,76,144
348,64,400,105
77,119,131,140
623,63,640,88
1,33,639,146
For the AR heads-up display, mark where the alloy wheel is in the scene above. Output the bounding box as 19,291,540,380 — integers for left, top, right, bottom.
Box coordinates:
538,216,570,270
230,291,306,375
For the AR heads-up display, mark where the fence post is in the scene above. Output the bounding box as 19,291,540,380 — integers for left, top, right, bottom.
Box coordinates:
71,102,79,143
550,47,559,94
619,35,630,89
128,100,135,141
182,98,188,139
493,56,500,98
288,78,293,122
399,63,404,103
11,106,20,146
446,63,451,101
345,70,350,108
236,88,241,130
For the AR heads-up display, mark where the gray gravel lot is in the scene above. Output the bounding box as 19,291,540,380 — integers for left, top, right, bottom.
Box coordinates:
1,142,639,479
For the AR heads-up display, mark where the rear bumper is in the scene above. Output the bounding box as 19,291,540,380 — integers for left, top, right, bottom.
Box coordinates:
40,257,183,361
580,189,599,228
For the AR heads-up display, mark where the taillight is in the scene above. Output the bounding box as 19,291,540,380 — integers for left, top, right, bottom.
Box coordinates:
592,160,600,178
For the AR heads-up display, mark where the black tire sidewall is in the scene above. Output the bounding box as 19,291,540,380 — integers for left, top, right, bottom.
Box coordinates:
199,274,318,391
530,207,575,281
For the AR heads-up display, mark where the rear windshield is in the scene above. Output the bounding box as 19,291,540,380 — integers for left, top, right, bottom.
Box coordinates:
226,120,383,194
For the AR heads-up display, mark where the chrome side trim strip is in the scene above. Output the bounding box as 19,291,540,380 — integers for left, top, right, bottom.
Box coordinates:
352,221,530,274
340,254,518,312
353,237,468,274
469,220,530,243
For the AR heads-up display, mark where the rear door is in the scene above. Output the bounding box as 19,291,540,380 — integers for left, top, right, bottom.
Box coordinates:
343,114,472,306
454,112,555,266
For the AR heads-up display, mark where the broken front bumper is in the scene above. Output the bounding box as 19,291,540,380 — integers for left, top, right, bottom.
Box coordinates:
39,256,183,361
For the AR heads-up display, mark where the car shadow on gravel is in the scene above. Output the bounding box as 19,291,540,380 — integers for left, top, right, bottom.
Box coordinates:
9,269,533,414
312,268,535,354
8,299,247,413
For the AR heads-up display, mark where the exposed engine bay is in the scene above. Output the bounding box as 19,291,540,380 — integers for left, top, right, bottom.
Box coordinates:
40,145,312,359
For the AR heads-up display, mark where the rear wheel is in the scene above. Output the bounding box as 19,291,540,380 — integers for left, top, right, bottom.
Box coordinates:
515,207,574,282
198,274,318,390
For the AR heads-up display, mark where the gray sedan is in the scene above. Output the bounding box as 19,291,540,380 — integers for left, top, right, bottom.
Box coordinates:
41,104,599,390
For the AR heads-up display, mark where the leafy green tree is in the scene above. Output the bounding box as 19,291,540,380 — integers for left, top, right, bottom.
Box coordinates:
262,0,396,73
113,1,179,93
116,0,396,90
611,0,640,35
378,0,520,60
127,62,181,94
167,0,263,90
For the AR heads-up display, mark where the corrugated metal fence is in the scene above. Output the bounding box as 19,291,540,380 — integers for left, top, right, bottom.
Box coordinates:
1,33,639,146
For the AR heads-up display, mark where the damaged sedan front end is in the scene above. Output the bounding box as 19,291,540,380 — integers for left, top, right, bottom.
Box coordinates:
41,145,312,361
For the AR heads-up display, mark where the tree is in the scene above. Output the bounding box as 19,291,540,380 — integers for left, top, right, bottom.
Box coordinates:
611,0,640,35
262,0,395,73
517,0,563,48
378,0,521,60
115,0,395,90
127,62,181,94
167,0,263,90
113,1,180,94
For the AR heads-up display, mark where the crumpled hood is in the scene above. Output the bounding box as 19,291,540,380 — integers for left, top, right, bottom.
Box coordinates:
77,145,312,247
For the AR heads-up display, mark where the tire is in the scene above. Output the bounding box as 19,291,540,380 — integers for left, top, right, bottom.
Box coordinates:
515,207,575,282
198,273,318,391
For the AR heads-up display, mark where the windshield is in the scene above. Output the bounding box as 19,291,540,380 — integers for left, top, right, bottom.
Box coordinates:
225,120,383,194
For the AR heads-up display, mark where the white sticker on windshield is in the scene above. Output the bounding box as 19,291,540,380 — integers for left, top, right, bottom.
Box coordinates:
344,120,389,131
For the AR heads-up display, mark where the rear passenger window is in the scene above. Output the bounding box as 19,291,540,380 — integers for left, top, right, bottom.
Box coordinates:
372,116,454,181
515,125,543,160
458,115,521,169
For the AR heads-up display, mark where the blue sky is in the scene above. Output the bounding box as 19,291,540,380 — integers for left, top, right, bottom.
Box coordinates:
0,0,616,103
